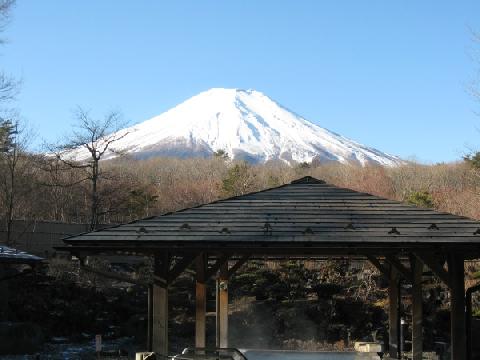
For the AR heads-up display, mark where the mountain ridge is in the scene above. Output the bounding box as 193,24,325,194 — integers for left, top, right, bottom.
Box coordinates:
66,88,403,167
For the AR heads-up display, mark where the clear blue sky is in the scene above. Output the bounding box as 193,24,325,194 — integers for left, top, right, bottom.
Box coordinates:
2,1,480,163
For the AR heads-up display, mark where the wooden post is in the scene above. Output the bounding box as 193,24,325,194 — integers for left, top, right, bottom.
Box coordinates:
411,257,423,360
196,253,207,349
147,284,153,351
466,283,480,360
388,269,400,359
448,253,466,360
152,253,169,357
216,261,229,348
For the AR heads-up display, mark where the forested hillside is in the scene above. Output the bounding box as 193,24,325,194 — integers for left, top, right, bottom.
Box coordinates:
1,151,480,231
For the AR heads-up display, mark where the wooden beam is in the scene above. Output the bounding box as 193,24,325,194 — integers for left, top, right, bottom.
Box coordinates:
448,253,466,360
466,282,480,360
206,254,230,280
227,254,251,278
216,262,229,348
411,256,423,360
153,284,168,356
385,255,413,283
152,252,169,357
195,253,207,349
414,252,450,288
154,252,171,280
59,244,480,261
167,253,198,283
366,255,390,279
195,253,207,282
0,265,9,321
147,284,153,351
388,268,400,359
80,263,148,285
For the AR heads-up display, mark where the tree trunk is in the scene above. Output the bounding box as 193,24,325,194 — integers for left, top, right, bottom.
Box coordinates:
90,159,99,231
5,145,17,246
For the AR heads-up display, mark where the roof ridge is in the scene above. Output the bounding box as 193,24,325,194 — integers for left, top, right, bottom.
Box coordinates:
291,176,326,184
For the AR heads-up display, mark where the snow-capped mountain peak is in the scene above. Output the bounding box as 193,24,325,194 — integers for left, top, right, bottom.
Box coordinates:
68,88,402,166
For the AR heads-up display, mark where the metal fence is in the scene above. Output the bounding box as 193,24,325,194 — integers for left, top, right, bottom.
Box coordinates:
0,220,91,257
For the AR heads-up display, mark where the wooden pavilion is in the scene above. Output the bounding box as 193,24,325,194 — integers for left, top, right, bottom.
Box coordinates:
61,176,480,360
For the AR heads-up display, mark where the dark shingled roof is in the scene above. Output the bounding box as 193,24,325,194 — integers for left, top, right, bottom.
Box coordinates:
62,176,480,257
0,245,43,264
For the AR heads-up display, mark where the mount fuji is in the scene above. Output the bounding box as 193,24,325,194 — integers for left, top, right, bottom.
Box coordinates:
67,88,402,166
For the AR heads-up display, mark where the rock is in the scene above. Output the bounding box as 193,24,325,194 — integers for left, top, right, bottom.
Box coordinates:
50,336,69,343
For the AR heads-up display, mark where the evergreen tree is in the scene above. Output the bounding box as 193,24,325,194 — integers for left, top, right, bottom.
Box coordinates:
297,161,311,170
213,149,229,160
406,190,434,208
464,152,480,169
0,119,15,152
0,119,31,246
221,161,256,197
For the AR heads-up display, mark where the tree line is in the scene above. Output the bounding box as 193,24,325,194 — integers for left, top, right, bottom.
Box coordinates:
2,127,480,245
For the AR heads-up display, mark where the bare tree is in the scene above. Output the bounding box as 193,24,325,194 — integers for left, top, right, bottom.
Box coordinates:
471,30,480,105
52,108,130,230
0,0,17,104
0,73,17,104
464,30,480,194
0,0,14,31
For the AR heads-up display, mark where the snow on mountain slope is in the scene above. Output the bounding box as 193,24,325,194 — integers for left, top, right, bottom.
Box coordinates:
67,88,403,166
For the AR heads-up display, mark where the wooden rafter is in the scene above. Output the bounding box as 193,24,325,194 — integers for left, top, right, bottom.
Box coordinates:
414,252,450,288
385,255,413,283
227,254,251,278
205,254,230,279
167,253,198,283
154,252,170,287
195,252,207,282
366,255,390,278
80,262,148,285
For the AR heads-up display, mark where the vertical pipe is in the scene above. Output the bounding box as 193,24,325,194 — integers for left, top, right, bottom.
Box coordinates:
400,318,405,355
216,261,229,349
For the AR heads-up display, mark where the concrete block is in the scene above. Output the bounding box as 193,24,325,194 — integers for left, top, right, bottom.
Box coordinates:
354,341,383,353
136,352,156,360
